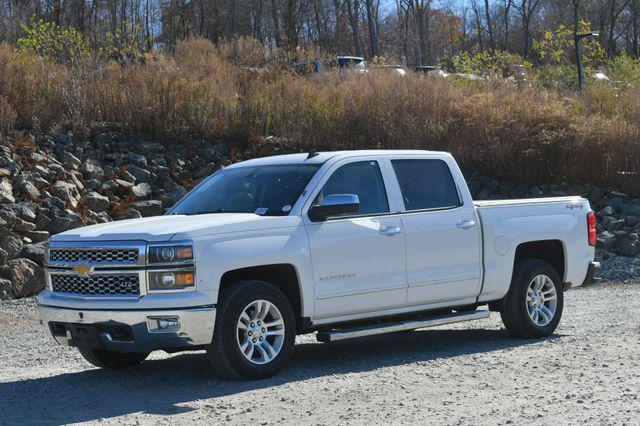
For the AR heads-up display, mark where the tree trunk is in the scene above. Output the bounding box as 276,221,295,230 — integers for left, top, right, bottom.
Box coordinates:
270,0,281,47
365,0,378,57
472,0,484,53
484,0,495,51
346,0,363,56
633,0,639,57
503,0,512,49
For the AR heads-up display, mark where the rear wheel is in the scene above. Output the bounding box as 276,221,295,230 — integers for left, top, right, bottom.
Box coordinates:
207,280,296,380
500,259,564,339
78,348,149,369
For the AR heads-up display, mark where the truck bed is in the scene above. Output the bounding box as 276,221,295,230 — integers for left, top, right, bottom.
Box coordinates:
474,196,594,303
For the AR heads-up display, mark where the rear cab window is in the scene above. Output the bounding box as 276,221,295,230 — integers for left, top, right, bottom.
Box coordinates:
391,159,461,211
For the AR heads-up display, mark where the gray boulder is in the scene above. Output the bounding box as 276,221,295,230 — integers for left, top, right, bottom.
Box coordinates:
86,191,110,213
126,165,152,183
130,200,162,217
3,258,44,298
20,230,49,243
129,183,152,199
19,181,41,202
20,242,47,265
116,208,142,220
160,188,186,208
49,209,85,235
0,179,14,203
0,209,17,229
13,218,36,233
0,232,23,259
596,231,616,249
0,278,12,300
51,181,80,208
622,204,640,217
80,161,104,180
614,237,640,257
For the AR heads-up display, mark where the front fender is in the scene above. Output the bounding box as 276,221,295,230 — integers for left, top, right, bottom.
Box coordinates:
192,224,314,318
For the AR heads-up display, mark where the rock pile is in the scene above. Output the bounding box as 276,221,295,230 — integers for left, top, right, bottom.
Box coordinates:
0,133,637,300
466,174,640,260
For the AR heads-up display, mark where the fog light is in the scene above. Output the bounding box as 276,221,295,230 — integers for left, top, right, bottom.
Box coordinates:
148,317,180,332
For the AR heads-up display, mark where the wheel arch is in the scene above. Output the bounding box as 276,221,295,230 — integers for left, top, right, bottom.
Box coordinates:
219,264,305,328
513,239,566,282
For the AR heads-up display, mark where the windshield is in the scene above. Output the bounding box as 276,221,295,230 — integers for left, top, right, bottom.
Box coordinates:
170,164,321,216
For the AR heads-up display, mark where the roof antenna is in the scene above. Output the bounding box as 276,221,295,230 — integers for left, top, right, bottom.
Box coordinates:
307,150,320,159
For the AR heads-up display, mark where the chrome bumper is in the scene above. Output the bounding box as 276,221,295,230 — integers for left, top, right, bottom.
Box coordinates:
39,304,215,353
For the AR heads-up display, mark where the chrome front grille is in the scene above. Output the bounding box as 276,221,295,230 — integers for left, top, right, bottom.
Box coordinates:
46,241,147,298
51,274,140,296
49,248,139,265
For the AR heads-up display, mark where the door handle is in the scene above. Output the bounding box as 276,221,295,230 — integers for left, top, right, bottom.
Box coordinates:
456,220,476,230
380,226,402,236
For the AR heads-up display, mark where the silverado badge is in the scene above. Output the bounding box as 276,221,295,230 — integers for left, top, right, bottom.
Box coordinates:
73,263,94,276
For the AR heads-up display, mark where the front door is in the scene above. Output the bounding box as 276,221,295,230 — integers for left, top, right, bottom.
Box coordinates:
305,160,407,318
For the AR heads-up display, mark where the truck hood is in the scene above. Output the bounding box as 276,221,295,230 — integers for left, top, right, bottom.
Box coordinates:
52,213,302,242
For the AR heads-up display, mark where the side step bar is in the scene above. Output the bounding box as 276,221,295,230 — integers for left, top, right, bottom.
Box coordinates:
316,310,490,343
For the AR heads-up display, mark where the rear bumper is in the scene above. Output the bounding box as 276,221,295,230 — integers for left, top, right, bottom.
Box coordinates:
39,304,215,353
580,261,601,287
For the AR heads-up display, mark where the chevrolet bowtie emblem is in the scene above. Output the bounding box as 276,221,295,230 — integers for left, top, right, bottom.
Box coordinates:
73,264,94,276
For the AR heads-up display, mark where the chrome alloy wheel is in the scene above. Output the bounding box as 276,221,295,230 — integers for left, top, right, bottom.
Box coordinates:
526,274,558,327
236,299,285,365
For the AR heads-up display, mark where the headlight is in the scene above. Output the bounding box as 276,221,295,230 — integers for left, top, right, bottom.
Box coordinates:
147,242,195,292
148,270,195,291
148,242,194,264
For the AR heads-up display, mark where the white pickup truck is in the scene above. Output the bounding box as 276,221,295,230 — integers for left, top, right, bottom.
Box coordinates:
39,150,598,379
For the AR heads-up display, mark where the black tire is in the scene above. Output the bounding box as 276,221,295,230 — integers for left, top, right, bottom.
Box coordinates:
500,259,564,339
78,348,149,369
206,280,296,380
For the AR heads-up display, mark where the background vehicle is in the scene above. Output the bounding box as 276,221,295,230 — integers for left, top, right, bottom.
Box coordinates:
414,65,448,77
39,150,597,380
337,56,367,74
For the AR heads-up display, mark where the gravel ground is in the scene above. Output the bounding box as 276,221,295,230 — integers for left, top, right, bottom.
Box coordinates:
1,271,640,425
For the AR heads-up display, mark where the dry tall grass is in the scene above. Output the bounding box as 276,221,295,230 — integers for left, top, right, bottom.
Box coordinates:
0,38,638,193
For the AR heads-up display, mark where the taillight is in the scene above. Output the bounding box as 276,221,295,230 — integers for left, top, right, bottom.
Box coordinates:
587,211,596,246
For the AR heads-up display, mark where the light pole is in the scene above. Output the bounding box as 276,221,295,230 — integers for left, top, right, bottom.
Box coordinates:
574,32,599,91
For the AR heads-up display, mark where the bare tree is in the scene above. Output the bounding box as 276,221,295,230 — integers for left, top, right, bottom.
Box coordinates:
365,0,378,57
503,0,513,49
404,0,432,66
516,0,542,57
345,0,363,56
471,0,484,52
484,0,496,50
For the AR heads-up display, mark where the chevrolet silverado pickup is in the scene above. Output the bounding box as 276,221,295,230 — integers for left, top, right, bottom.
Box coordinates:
39,150,598,379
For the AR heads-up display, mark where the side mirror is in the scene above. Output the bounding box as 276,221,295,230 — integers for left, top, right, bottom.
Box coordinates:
309,194,360,221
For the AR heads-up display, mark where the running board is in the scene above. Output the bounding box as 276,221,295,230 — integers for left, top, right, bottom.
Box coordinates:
316,310,490,343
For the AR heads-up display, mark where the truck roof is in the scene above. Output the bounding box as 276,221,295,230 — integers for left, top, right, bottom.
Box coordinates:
226,150,450,168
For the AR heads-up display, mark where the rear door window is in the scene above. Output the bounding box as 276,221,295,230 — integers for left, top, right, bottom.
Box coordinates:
391,159,461,211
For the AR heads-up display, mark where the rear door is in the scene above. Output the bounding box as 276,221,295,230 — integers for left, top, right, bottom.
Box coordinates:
388,155,482,307
303,158,407,318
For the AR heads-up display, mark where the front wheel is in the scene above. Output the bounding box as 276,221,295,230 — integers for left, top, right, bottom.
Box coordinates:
500,259,564,339
78,348,149,369
206,280,296,380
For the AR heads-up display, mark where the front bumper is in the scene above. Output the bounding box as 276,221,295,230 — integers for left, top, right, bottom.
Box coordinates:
39,304,215,353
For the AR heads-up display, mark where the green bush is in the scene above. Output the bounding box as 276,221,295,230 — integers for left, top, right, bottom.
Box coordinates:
17,16,90,63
